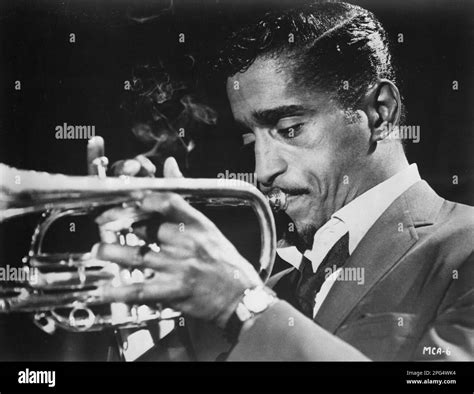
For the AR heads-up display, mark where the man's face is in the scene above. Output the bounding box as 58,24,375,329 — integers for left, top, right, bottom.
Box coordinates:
227,57,372,248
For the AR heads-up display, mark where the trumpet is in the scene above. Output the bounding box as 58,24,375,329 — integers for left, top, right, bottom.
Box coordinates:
0,161,280,333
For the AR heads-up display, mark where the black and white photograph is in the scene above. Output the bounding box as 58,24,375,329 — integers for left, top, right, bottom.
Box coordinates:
0,0,473,392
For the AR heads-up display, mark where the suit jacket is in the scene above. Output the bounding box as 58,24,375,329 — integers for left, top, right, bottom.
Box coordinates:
145,180,474,361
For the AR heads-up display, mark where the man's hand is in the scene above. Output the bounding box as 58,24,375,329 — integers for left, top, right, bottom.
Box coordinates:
93,157,263,328
110,155,157,177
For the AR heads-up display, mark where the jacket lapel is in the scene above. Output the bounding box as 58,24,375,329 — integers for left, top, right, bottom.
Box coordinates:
314,181,443,333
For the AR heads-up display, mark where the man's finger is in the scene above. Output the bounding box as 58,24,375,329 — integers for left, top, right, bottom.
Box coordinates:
111,159,141,177
99,279,185,303
140,193,206,225
95,206,142,226
129,221,181,246
92,242,170,271
163,157,183,178
135,155,156,177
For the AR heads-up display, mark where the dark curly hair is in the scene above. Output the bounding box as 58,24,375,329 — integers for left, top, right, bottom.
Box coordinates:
213,1,400,115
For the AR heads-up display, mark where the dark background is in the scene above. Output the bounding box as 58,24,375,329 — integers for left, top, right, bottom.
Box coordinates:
0,0,473,360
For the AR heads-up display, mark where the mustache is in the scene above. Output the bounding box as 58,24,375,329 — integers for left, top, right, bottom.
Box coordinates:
280,188,310,196
261,185,310,196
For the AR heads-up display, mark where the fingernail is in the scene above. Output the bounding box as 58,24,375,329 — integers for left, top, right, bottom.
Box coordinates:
90,243,101,259
123,159,141,175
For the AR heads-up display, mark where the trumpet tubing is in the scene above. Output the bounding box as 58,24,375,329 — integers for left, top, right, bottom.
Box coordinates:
0,163,277,332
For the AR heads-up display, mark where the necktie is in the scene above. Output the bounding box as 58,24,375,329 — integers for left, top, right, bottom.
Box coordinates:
295,232,350,318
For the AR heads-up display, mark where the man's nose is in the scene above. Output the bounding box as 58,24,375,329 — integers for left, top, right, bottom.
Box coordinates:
254,136,287,189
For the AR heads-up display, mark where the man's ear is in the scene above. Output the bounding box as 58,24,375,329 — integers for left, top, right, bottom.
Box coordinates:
363,79,401,143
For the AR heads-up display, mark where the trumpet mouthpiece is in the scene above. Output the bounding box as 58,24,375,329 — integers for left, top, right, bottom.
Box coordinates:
267,188,288,212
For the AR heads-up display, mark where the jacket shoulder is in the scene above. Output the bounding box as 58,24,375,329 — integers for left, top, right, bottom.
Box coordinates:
434,200,474,249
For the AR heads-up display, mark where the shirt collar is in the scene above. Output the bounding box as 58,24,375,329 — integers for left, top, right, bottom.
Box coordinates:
332,163,421,254
276,164,421,269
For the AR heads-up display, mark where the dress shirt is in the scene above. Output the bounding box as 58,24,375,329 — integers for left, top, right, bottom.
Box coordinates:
276,164,422,317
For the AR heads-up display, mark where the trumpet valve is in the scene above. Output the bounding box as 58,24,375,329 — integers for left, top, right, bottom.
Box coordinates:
91,157,109,179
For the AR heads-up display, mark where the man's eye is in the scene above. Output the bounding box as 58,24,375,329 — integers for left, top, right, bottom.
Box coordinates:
242,133,255,146
277,123,303,139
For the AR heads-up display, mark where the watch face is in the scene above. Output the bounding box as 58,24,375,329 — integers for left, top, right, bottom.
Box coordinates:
244,290,272,313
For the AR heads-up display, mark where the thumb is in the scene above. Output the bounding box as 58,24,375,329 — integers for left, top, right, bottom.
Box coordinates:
163,157,184,178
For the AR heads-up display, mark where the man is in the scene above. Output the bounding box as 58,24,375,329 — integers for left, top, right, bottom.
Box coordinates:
94,1,474,361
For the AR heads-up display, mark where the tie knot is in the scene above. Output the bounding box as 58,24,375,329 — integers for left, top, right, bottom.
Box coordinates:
302,231,349,274
304,218,348,269
295,232,350,318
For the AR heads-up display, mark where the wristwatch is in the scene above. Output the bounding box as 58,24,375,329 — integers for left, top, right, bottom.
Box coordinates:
225,286,277,342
